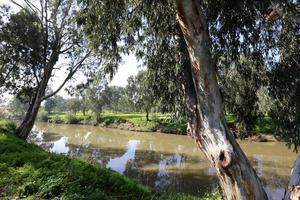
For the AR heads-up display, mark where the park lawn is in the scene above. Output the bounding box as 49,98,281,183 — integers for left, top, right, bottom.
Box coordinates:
0,119,221,200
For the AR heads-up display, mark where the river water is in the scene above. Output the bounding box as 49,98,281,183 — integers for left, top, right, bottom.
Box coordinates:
29,123,297,199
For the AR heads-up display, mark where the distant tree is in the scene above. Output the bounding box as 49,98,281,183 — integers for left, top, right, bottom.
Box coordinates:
123,76,140,112
8,97,28,119
66,98,81,115
85,78,110,123
52,95,67,113
104,86,125,112
135,71,155,121
44,95,67,114
44,98,55,114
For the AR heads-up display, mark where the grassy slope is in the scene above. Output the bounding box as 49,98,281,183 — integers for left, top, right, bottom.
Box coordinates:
0,120,220,200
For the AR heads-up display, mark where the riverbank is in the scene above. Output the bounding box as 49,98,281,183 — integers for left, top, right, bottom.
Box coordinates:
42,111,276,141
44,111,187,134
0,120,221,200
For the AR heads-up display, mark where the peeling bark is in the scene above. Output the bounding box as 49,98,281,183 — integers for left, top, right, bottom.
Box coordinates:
284,155,300,200
176,0,268,199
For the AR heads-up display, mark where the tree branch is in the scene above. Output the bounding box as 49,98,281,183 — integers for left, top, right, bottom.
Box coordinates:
41,50,92,101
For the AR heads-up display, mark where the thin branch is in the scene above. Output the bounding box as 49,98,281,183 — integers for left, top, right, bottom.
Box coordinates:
41,50,92,101
59,44,74,54
32,66,40,84
24,0,41,14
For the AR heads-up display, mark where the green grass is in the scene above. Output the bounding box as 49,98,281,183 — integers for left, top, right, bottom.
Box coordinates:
0,119,221,200
47,111,275,135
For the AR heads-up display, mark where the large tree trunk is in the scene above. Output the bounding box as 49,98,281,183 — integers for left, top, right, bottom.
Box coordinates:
176,1,268,199
284,155,300,200
16,66,54,139
16,97,42,139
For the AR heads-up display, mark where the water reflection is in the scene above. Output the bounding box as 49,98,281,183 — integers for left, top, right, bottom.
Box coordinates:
29,123,297,199
50,136,69,153
107,140,140,174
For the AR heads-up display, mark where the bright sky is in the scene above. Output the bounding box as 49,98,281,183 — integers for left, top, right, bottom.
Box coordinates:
0,0,141,99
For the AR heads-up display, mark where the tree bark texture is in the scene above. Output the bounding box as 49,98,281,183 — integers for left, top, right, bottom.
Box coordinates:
16,63,55,139
284,155,300,200
176,0,268,199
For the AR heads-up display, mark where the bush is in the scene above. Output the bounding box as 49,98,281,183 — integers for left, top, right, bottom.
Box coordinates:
66,113,79,124
52,115,63,124
37,111,49,122
0,120,16,133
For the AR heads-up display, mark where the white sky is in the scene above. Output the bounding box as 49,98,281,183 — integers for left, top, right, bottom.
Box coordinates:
0,0,141,99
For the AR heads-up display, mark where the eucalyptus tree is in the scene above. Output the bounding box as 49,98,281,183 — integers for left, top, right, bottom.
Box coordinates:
85,78,110,123
79,0,300,198
134,71,155,121
66,98,81,115
0,0,100,139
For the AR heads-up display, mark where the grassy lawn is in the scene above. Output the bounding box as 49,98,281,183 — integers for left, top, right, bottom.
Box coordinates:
0,119,220,200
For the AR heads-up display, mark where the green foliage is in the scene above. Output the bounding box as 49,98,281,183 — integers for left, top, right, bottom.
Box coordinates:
66,98,81,115
220,55,268,138
44,98,56,114
50,115,64,124
0,121,213,200
7,97,28,119
37,111,49,122
66,113,80,124
0,119,16,134
268,3,300,151
44,95,67,114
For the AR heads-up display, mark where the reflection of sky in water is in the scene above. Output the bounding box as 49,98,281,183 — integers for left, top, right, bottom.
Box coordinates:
207,167,216,175
84,132,92,140
106,140,140,174
50,136,69,154
265,186,286,200
155,151,183,190
29,123,296,197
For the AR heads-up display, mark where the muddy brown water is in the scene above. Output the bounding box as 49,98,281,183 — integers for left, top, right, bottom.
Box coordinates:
29,123,297,200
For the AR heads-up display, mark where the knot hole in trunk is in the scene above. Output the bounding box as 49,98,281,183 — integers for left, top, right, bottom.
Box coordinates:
218,150,232,169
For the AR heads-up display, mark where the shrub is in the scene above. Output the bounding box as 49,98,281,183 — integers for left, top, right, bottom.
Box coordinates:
52,115,63,124
37,111,49,122
0,120,16,133
66,113,79,124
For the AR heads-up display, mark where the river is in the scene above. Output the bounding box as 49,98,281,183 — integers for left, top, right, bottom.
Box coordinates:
28,122,297,199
